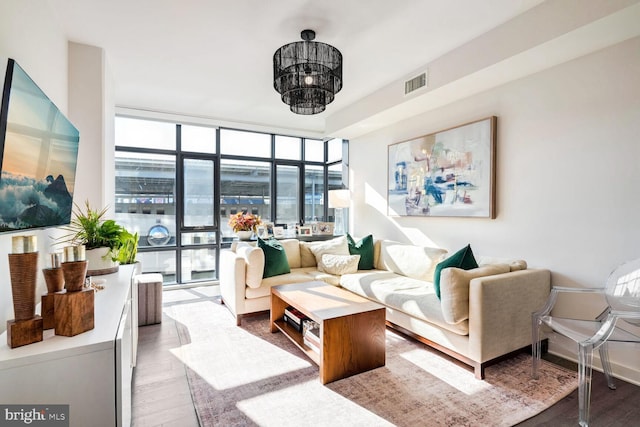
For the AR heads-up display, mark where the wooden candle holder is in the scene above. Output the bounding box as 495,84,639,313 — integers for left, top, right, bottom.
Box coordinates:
8,252,39,321
54,288,95,337
41,293,59,330
6,316,43,348
43,267,65,293
61,260,88,292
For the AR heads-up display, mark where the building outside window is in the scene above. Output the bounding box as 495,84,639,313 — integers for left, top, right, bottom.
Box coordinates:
114,116,347,287
219,158,271,237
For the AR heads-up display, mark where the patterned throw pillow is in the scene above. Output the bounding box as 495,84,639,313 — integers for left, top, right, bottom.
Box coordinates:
319,254,361,275
307,236,350,272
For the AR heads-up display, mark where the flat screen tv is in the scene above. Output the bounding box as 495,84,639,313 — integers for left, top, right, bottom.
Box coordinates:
0,58,80,233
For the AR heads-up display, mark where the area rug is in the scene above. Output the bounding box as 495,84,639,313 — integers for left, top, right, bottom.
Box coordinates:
168,298,577,427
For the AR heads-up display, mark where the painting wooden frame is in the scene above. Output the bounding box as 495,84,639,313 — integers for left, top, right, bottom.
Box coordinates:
388,116,496,218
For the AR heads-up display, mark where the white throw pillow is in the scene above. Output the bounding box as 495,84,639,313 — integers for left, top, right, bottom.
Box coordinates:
320,254,361,275
307,236,350,271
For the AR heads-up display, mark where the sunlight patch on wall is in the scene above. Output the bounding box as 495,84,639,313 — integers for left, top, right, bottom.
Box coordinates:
364,183,438,247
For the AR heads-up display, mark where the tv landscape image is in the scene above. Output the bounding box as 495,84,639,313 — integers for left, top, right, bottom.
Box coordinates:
0,59,80,232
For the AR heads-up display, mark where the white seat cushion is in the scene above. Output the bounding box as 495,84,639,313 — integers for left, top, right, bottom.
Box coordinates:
340,270,468,335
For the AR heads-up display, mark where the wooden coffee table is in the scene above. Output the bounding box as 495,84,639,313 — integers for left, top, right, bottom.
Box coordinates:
270,281,386,384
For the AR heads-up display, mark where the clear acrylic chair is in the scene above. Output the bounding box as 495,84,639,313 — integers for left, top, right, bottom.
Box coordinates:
532,258,640,427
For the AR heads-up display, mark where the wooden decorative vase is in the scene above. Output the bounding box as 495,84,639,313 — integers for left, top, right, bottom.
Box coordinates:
61,260,88,292
43,267,65,293
8,252,39,321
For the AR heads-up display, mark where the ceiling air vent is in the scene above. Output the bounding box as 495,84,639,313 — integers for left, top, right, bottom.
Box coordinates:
404,70,427,95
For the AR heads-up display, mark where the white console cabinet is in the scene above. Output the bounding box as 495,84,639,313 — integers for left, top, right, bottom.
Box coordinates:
0,263,140,427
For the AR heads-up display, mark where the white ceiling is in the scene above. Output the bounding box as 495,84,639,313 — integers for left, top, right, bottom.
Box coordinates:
46,0,546,136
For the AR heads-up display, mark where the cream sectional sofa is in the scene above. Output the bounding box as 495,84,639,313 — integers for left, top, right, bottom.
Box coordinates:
219,236,550,379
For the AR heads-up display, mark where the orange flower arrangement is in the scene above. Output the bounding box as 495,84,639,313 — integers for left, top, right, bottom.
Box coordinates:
228,212,262,233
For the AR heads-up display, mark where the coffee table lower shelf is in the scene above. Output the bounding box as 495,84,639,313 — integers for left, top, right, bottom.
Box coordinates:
272,318,320,365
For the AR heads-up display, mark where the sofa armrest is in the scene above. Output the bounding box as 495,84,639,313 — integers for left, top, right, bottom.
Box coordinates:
219,249,247,313
467,269,551,362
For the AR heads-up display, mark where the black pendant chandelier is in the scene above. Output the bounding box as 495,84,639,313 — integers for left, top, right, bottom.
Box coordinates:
273,29,343,115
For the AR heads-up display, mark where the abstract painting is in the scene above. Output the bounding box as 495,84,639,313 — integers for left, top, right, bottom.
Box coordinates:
388,117,496,218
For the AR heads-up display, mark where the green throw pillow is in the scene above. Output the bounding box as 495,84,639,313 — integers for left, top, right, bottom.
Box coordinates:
347,233,374,270
258,237,291,278
433,244,478,299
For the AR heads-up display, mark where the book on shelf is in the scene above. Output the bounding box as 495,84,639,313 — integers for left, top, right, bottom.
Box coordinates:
284,306,306,325
283,313,303,332
303,336,320,354
302,320,320,347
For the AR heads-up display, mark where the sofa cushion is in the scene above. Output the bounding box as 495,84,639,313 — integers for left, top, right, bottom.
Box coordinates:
373,239,382,269
340,270,469,335
347,234,374,270
320,253,360,275
299,237,348,268
306,236,350,271
279,238,302,268
258,237,290,278
478,256,527,272
305,269,341,286
235,245,265,289
377,240,447,282
433,244,478,299
299,241,316,267
440,264,511,324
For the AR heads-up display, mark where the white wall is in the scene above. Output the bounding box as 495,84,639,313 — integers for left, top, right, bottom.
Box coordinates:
69,42,116,214
0,1,70,333
349,37,640,383
0,3,112,333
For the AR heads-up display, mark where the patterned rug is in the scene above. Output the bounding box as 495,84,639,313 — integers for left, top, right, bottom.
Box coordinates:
168,298,577,427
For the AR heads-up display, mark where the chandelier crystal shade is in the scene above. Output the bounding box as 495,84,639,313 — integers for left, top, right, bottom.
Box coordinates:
273,29,343,115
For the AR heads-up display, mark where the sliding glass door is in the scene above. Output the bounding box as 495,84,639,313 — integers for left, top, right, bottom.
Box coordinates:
180,157,216,282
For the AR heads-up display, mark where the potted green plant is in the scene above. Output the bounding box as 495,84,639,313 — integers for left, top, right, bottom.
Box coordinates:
116,229,139,265
60,201,135,274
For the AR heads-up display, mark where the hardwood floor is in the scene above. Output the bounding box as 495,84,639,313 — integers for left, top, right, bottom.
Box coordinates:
515,354,640,427
131,287,215,426
132,287,640,426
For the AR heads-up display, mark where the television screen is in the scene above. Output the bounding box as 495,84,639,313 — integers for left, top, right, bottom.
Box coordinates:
0,58,80,232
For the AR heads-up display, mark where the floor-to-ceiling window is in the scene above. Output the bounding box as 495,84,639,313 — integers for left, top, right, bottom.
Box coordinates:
115,116,347,287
